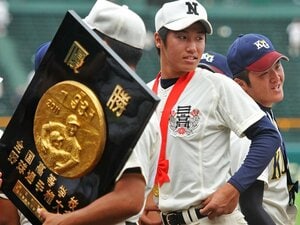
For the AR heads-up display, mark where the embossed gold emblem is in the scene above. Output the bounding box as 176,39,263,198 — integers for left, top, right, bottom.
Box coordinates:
64,41,89,74
33,80,106,178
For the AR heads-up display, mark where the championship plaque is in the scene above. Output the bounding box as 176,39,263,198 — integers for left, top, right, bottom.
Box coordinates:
0,10,159,224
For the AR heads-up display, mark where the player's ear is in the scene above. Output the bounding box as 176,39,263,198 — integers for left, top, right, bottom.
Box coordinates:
154,32,162,48
234,78,247,89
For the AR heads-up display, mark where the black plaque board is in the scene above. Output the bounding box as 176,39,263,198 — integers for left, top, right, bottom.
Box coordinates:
0,10,159,224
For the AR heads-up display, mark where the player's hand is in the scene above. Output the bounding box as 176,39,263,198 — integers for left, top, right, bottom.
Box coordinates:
139,191,162,225
38,208,68,225
139,209,162,225
199,182,239,220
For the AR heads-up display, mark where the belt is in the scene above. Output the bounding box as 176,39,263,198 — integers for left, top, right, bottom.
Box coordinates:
125,222,137,225
162,207,206,225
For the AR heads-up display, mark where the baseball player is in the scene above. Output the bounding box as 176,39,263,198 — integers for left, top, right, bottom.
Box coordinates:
1,1,161,225
227,33,298,225
141,50,235,225
141,1,282,225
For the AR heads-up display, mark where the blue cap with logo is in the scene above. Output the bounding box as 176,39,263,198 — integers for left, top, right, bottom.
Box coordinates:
198,51,233,78
34,41,50,70
227,33,289,76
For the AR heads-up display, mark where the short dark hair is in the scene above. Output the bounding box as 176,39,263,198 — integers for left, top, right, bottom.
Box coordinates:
156,26,207,55
233,70,251,86
156,27,169,55
94,29,143,67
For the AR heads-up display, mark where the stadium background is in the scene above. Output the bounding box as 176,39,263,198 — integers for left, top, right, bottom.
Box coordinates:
0,0,299,223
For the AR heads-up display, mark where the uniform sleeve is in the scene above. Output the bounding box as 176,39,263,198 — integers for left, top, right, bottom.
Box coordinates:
228,116,281,192
216,75,265,136
230,132,269,183
0,192,8,199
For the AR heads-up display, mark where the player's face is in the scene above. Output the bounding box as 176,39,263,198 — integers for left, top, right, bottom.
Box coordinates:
66,123,79,136
156,22,206,78
52,140,62,148
245,60,285,107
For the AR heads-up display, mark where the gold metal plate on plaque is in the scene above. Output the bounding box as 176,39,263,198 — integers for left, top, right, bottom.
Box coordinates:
33,80,106,178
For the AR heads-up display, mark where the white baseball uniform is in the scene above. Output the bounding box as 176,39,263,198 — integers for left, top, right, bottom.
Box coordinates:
148,67,265,224
230,113,297,225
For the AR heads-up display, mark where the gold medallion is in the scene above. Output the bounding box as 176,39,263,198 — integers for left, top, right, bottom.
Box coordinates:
33,80,106,178
152,184,159,197
152,184,159,205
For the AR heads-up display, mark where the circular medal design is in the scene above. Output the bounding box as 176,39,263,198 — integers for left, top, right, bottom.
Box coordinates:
33,80,106,178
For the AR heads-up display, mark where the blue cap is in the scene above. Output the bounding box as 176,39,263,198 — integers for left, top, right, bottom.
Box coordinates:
34,41,50,70
198,51,233,78
227,33,288,76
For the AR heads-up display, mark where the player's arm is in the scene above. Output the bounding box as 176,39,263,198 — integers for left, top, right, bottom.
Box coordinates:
200,116,280,219
228,116,281,192
239,180,276,225
0,197,21,225
0,172,21,225
38,169,146,225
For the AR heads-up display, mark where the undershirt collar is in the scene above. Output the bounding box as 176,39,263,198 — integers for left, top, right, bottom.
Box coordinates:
160,78,179,89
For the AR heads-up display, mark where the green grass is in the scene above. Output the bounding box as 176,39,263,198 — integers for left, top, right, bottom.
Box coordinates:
296,194,300,224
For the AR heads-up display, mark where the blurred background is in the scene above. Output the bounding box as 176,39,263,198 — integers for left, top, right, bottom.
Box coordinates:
0,0,299,189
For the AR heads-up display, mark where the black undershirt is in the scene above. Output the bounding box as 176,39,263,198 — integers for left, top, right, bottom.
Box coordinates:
160,78,178,89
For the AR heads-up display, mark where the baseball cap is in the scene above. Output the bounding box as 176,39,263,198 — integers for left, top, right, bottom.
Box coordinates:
155,0,213,34
227,33,289,76
198,51,233,78
84,0,146,49
34,41,50,70
66,114,80,126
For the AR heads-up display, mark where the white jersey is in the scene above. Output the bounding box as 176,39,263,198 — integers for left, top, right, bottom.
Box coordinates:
115,112,161,225
230,123,297,225
18,211,32,225
148,68,265,212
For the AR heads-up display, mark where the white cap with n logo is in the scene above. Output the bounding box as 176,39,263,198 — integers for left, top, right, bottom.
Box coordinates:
155,0,213,34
